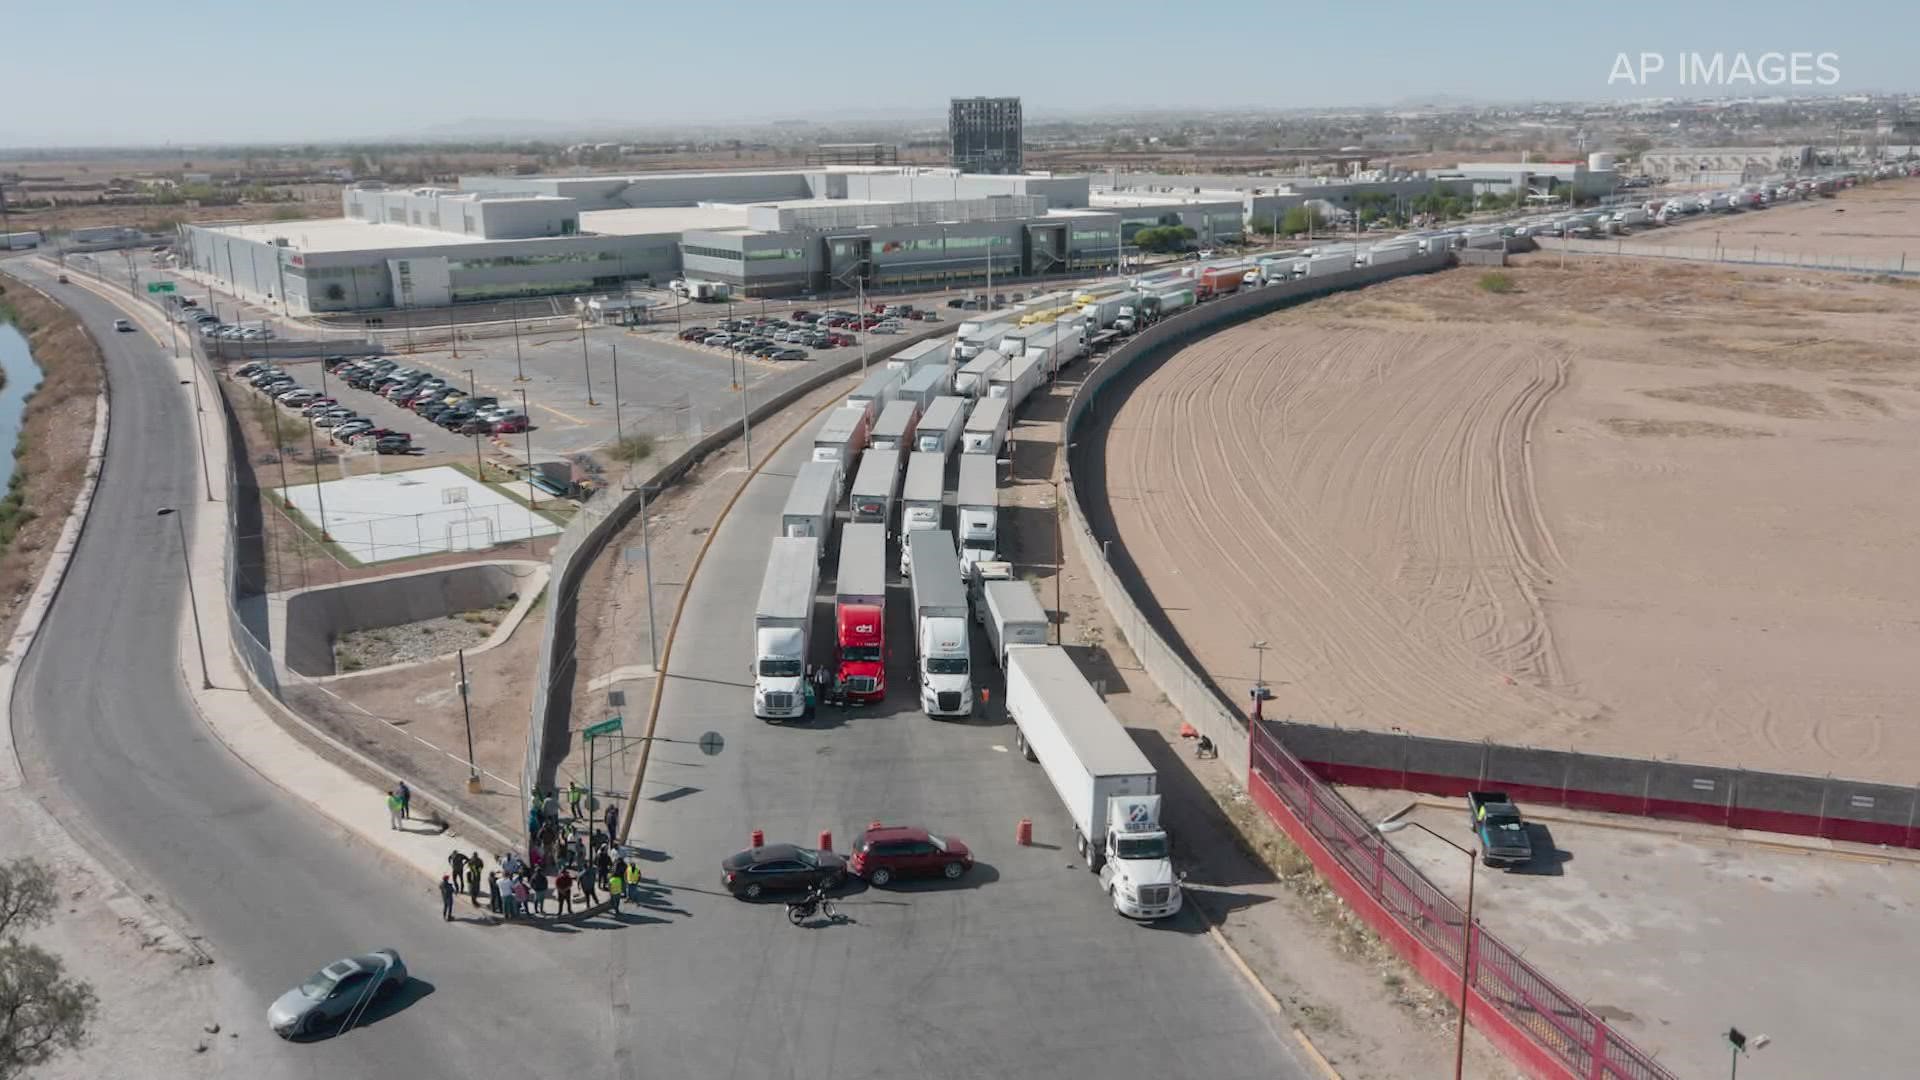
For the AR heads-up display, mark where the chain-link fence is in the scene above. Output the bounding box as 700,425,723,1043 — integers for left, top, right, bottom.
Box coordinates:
1536,235,1916,276
1059,253,1675,1080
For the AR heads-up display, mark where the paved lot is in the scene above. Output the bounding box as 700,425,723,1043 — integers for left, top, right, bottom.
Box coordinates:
622,404,1321,1079
1372,799,1920,1080
278,465,561,563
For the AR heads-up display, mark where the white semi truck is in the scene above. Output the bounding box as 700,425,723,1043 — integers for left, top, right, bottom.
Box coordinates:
955,451,998,572
812,405,871,492
962,396,1009,457
780,460,840,548
913,396,968,456
752,536,821,722
908,529,973,719
888,337,952,381
848,446,902,526
953,318,1016,360
898,450,947,576
986,355,1044,412
952,349,1008,398
846,365,905,424
1080,291,1140,330
981,578,1047,671
1004,646,1182,919
896,364,948,410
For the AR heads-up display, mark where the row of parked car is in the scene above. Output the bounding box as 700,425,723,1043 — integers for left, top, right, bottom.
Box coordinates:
675,324,814,360
235,361,415,454
325,356,531,435
168,297,277,341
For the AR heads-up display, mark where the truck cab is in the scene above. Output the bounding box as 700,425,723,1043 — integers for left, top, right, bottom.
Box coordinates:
753,627,808,720
1100,795,1182,920
835,604,885,703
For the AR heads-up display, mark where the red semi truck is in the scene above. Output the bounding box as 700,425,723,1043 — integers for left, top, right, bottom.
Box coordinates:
834,523,888,704
1196,263,1252,301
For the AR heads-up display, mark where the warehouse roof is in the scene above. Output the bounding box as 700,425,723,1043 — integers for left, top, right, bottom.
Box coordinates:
204,218,492,252
578,205,754,235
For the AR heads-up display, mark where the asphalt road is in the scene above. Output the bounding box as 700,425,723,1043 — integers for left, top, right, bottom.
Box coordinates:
2,257,607,1079
632,405,1318,1079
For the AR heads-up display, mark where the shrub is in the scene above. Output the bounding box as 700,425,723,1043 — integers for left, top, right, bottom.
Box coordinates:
1478,271,1517,294
609,435,655,464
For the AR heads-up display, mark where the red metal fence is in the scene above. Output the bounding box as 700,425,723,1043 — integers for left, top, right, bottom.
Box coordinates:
1250,720,1678,1080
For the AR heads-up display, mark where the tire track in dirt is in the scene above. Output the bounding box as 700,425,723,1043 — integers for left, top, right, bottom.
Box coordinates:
1101,312,1579,745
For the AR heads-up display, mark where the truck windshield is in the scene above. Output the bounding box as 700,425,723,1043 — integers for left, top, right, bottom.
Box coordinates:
1486,818,1525,833
1115,834,1168,859
926,657,969,675
841,646,880,662
758,659,802,678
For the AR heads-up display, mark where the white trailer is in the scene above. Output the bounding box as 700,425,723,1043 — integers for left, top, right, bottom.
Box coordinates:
887,338,952,381
987,356,1044,412
908,529,973,719
1080,291,1140,329
1004,647,1182,919
781,460,840,549
752,536,821,722
1303,251,1354,276
962,396,1009,457
898,450,947,576
953,319,1016,360
1363,243,1415,267
956,452,998,570
811,406,870,495
896,365,948,410
981,579,1047,670
848,446,902,526
952,349,1008,398
868,399,921,453
914,396,968,456
846,365,905,424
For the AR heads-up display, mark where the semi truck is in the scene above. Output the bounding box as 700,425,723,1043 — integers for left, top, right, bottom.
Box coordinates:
1302,251,1355,277
1024,324,1086,377
896,364,948,410
887,338,952,381
1141,286,1195,321
908,529,973,719
956,452,999,571
953,318,1016,360
914,396,968,456
952,349,1009,398
752,536,821,722
846,365,905,424
868,399,921,453
781,460,840,548
986,355,1044,412
962,396,1009,458
1079,291,1140,330
1196,262,1253,300
898,450,947,576
1004,646,1182,919
848,446,901,526
1363,243,1416,267
981,578,1047,671
812,406,871,488
833,523,888,706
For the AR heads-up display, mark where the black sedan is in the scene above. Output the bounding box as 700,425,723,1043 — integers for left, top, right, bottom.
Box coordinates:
721,843,847,900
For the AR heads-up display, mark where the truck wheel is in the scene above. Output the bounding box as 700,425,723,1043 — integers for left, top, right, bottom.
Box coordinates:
1074,830,1088,862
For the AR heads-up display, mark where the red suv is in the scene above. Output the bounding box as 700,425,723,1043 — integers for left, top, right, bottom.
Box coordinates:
848,825,973,886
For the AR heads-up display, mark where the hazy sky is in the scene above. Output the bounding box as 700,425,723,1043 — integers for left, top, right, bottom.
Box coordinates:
4,0,1912,145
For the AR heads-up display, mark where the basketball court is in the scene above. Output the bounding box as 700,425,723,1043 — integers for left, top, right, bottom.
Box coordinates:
277,464,562,564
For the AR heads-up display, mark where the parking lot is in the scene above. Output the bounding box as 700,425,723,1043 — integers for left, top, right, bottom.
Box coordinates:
1366,797,1920,1080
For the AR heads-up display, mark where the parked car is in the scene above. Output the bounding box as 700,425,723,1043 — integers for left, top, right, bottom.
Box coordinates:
235,361,269,378
314,411,357,429
267,949,407,1039
374,436,414,455
301,398,340,417
771,348,808,361
331,421,375,443
720,843,846,900
490,414,530,434
848,824,974,886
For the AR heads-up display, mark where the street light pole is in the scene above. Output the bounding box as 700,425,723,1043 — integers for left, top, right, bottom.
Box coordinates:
156,508,212,690
305,420,331,542
456,648,478,789
611,343,625,450
579,321,598,406
517,388,537,510
511,307,527,381
465,367,484,482
1378,819,1477,1080
638,484,660,670
1051,479,1063,644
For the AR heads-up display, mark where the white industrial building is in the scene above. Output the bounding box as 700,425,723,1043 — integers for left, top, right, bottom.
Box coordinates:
180,166,1239,313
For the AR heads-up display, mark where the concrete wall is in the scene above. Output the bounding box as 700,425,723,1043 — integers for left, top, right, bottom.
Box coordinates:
279,560,543,677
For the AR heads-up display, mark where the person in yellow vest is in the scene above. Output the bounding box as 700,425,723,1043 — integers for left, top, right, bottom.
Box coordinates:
606,865,623,914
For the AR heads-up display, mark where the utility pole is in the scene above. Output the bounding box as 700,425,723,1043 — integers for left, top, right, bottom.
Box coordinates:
740,381,753,469
639,485,660,670
448,303,459,358
517,387,537,510
579,321,597,405
511,306,526,381
465,368,484,482
611,343,624,450
1051,479,1064,644
305,420,331,542
457,649,479,790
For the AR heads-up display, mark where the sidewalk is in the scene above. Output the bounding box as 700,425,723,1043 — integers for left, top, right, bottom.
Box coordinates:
75,268,512,884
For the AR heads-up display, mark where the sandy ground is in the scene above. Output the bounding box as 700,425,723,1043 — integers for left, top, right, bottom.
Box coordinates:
1094,243,1920,782
1631,182,1920,262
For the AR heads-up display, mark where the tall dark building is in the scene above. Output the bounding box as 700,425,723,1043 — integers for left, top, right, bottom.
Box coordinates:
949,96,1023,175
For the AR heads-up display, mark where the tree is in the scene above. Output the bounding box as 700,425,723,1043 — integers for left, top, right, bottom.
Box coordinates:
0,859,95,1079
1280,206,1324,235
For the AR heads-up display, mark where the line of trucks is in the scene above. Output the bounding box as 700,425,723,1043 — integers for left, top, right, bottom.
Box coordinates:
751,305,1183,919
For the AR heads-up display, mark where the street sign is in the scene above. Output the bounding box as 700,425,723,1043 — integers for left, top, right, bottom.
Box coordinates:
698,731,725,757
584,716,623,740
146,281,175,293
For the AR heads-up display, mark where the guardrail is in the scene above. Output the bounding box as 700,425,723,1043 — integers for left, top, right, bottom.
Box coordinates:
1058,255,1677,1080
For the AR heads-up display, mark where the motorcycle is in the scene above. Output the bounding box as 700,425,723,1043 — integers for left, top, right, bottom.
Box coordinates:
786,885,839,926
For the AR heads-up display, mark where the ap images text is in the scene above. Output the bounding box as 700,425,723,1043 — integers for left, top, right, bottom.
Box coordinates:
1608,52,1840,87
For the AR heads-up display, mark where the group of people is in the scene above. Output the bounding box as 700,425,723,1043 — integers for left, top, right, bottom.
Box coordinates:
439,844,641,922
433,783,641,923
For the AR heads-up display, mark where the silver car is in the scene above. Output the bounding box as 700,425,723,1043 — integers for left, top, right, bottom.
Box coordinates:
267,949,407,1039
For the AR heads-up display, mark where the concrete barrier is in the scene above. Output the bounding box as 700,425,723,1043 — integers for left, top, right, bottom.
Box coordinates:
277,560,544,677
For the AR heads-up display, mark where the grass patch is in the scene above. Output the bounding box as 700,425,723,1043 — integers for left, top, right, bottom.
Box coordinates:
449,461,575,527
0,472,35,547
276,500,366,567
1476,271,1517,294
609,434,655,465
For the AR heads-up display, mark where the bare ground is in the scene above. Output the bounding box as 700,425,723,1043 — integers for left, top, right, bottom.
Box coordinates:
0,274,105,649
1096,244,1920,782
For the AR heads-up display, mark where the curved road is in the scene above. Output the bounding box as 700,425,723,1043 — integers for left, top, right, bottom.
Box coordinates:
3,257,604,1079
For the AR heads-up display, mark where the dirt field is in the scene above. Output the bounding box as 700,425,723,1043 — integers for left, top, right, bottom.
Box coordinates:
1095,242,1920,781
1634,181,1920,261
